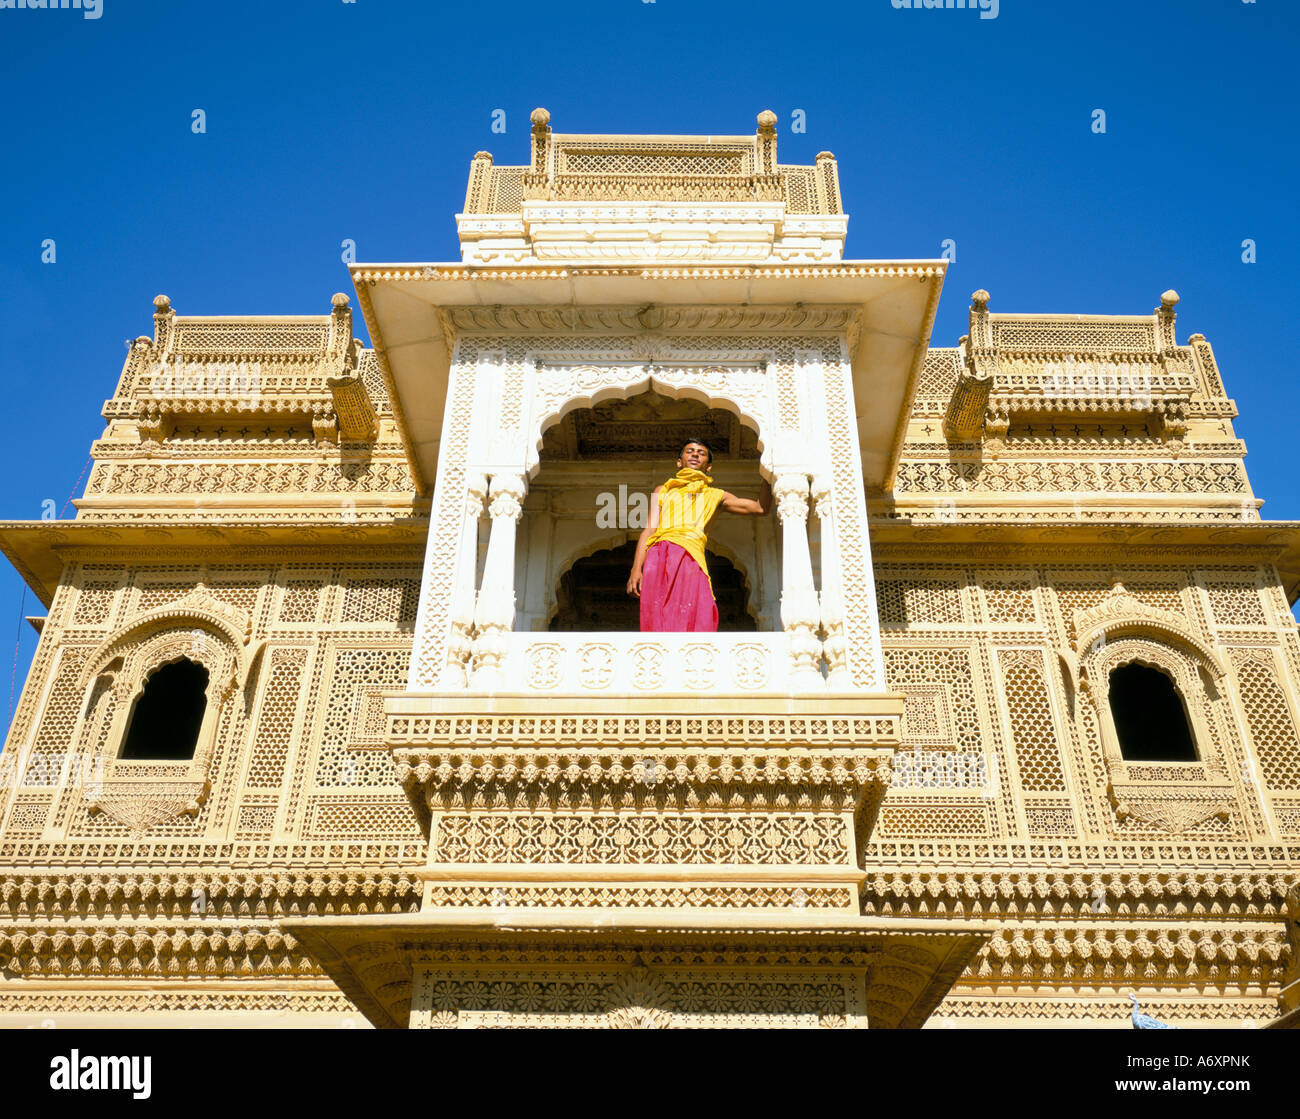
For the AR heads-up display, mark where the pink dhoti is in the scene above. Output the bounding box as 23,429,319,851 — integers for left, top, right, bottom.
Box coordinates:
639,541,718,632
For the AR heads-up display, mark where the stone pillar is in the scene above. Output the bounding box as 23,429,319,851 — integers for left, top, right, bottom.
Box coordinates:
470,472,526,688
443,474,488,689
774,471,823,690
812,474,851,689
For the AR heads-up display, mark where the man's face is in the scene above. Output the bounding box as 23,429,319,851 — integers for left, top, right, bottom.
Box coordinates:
678,443,711,471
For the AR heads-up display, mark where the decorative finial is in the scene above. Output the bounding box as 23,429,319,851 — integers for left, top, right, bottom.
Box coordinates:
815,151,835,162
472,150,493,163
530,107,550,128
757,109,777,132
153,294,171,313
971,289,990,312
331,292,350,309
1159,289,1179,312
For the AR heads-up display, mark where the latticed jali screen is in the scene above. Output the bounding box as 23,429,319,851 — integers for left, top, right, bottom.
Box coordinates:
869,563,1300,843
0,561,424,842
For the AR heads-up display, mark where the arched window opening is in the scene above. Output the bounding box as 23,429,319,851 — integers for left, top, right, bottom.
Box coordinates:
550,540,756,632
120,658,209,761
1108,662,1197,762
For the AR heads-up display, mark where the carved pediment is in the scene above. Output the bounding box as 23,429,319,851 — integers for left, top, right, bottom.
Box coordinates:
82,583,254,690
1072,584,1224,682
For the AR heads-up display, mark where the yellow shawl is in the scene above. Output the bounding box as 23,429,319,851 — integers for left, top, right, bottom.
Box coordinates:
644,468,725,588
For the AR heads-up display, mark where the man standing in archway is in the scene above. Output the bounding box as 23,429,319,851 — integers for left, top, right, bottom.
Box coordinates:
626,440,771,631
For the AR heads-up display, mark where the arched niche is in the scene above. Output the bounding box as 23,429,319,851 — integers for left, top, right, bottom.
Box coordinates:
1076,631,1239,834
68,589,256,834
1080,635,1220,776
515,385,779,630
547,539,757,632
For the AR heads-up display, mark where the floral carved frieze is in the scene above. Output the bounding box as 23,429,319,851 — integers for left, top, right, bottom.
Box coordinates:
410,965,858,1029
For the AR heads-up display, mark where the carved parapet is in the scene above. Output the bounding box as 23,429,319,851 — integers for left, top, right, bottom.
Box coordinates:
385,694,903,914
941,289,1200,453
467,107,841,215
129,292,360,443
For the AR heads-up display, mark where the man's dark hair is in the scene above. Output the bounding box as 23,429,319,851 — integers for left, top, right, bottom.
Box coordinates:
679,439,713,465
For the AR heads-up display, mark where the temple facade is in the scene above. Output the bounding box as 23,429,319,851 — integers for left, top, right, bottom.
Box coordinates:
0,110,1297,1028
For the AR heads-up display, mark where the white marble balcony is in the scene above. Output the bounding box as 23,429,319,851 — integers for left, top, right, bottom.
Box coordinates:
477,630,797,695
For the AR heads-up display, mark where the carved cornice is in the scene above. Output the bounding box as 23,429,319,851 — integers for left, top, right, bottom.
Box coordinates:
0,869,423,921
862,868,1295,918
972,922,1290,983
392,746,893,813
0,924,316,981
351,263,947,284
441,304,860,336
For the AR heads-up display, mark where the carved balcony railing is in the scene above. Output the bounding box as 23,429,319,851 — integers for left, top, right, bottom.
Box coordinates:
116,293,377,444
945,290,1197,455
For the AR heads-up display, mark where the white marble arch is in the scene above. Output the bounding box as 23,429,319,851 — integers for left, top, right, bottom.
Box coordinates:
516,379,779,634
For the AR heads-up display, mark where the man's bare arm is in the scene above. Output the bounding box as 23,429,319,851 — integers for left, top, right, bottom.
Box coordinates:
626,485,662,597
719,478,772,516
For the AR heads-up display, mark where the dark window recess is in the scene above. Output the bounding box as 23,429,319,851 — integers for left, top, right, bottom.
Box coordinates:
550,540,756,632
1108,662,1197,762
120,659,209,760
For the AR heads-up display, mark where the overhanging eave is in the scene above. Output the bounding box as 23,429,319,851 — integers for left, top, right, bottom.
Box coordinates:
350,261,947,496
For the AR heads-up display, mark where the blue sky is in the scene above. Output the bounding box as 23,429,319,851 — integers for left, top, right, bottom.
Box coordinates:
1,0,1297,732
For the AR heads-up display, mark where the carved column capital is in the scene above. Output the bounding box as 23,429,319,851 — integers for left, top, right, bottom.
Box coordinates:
487,473,526,522
774,472,810,523
810,474,833,516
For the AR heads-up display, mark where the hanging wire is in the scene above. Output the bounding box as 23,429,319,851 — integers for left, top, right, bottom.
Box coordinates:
59,454,94,518
7,584,27,730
